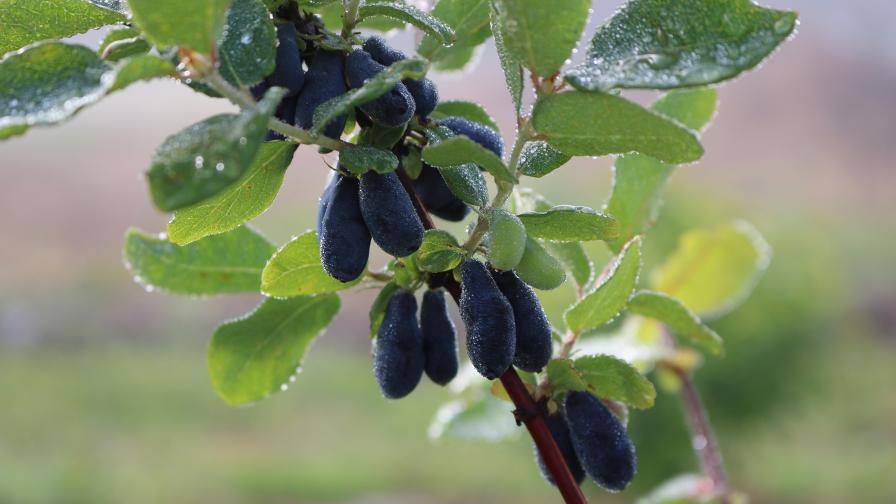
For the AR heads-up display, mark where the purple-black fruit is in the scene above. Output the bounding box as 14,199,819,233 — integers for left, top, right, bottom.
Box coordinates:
458,260,516,379
535,412,586,486
358,171,424,257
318,174,371,282
316,171,338,237
491,269,552,372
563,391,637,492
437,116,504,158
270,23,304,96
410,163,469,222
374,289,424,399
362,36,439,120
420,289,458,385
265,94,298,141
296,50,347,139
346,49,415,127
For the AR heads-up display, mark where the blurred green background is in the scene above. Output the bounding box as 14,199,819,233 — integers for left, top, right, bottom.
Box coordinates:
1,1,894,503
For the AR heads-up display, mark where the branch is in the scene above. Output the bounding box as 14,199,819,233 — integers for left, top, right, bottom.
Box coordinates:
396,169,589,504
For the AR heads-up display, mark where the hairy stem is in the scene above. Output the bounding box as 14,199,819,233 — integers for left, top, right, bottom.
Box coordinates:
341,0,363,38
203,72,348,152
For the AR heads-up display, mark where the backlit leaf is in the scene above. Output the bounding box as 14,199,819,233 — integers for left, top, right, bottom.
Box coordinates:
261,230,360,297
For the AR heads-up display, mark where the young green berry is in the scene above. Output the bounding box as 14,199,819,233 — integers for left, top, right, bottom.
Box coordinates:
359,171,425,257
490,269,552,373
318,174,371,282
563,391,637,492
514,237,566,290
346,49,415,127
420,289,458,385
487,208,527,271
374,289,424,399
296,50,347,139
459,260,516,379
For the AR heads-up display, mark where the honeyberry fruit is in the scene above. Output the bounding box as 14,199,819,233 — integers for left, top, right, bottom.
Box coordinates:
437,116,504,158
374,289,424,399
487,208,527,271
265,93,298,141
420,289,459,385
318,174,371,282
515,237,566,290
490,269,552,373
535,412,586,487
359,171,425,257
316,171,338,237
346,49,415,128
410,163,469,222
296,50,347,139
362,36,440,120
270,23,305,96
459,260,516,379
563,391,637,492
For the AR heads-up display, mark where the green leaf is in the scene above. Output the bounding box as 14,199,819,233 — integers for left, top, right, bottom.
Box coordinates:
208,293,340,405
360,0,455,46
518,205,618,242
128,0,232,54
98,27,150,62
490,0,589,77
518,141,570,178
547,355,656,409
369,281,400,338
146,87,283,211
218,0,276,87
566,0,798,91
261,230,360,297
423,135,514,183
565,237,641,332
312,58,427,135
430,100,499,132
417,0,490,71
531,90,704,164
167,141,296,245
629,291,723,356
651,221,771,319
340,145,399,175
416,230,465,273
545,241,592,289
0,42,113,137
124,226,274,295
428,396,519,442
424,126,489,207
0,0,125,56
604,88,717,252
358,123,406,150
109,54,177,91
489,1,522,112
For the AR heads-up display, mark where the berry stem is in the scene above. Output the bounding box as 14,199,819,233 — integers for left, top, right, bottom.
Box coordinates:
396,168,589,504
203,72,348,152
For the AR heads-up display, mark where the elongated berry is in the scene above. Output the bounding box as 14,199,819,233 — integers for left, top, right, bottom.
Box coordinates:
374,289,424,399
318,174,371,282
487,208,527,271
515,237,566,290
563,391,637,492
459,260,515,379
535,412,586,486
437,116,504,158
316,171,338,237
359,171,424,257
296,50,347,139
410,163,469,222
346,49,415,127
270,23,305,96
265,94,298,141
420,289,458,385
491,269,552,372
363,36,439,120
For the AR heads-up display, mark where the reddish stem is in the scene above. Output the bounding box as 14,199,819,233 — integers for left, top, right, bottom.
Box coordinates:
396,169,588,504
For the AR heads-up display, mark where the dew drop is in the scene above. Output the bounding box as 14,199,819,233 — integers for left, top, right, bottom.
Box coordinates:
238,137,248,146
240,34,252,45
280,384,289,391
215,162,225,172
194,156,204,169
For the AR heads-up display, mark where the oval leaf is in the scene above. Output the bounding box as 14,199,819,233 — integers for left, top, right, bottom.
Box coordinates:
564,237,641,332
340,144,399,175
518,141,570,178
424,125,489,207
168,141,296,245
416,0,491,71
416,230,465,273
566,0,797,91
518,205,619,242
423,135,514,183
128,0,232,54
360,0,455,46
261,231,360,297
124,226,274,295
430,100,499,132
547,355,656,409
0,0,125,56
629,290,723,356
218,0,277,87
208,293,340,405
532,91,704,164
